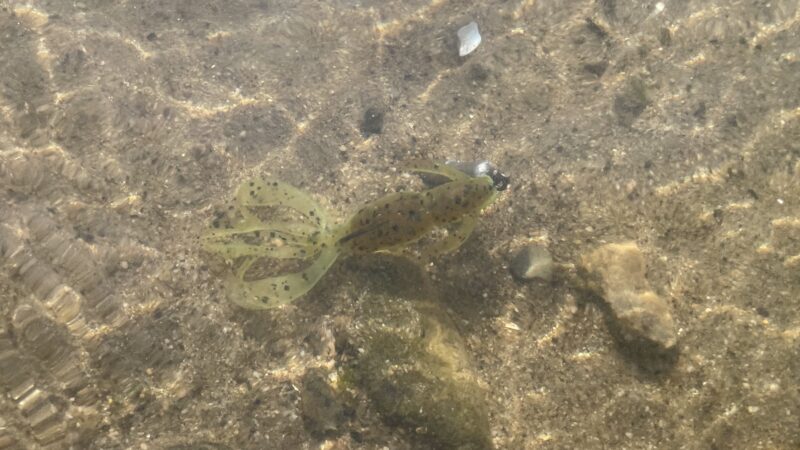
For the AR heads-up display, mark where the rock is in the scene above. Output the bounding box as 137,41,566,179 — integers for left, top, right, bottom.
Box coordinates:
339,297,492,450
578,242,677,350
613,78,650,127
510,244,553,281
300,368,348,439
359,107,384,136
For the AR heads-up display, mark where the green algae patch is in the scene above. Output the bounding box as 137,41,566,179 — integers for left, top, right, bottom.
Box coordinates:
339,297,493,450
299,367,350,439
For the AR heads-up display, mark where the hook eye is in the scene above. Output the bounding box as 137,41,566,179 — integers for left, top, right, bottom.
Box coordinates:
472,161,510,191
445,160,510,190
488,168,510,191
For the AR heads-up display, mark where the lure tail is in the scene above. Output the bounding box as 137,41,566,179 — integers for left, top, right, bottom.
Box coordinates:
201,178,338,309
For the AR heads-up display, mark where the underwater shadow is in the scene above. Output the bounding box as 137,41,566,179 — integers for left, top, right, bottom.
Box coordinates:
576,291,680,380
426,240,512,331
335,254,434,301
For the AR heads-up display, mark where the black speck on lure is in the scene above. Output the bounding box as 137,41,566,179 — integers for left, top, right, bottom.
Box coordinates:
201,160,509,309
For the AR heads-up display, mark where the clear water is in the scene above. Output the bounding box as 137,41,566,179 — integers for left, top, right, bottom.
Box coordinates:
0,1,798,448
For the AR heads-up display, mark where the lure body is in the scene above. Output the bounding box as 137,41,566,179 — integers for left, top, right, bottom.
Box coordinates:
202,160,506,309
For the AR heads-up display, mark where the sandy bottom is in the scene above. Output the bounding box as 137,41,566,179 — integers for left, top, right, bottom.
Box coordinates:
0,0,798,448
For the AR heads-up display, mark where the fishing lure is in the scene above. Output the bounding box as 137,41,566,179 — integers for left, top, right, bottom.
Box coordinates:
202,160,509,309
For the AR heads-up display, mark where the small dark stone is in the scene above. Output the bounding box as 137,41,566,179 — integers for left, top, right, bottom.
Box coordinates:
360,107,384,136
693,102,707,121
755,306,769,317
78,231,95,243
585,18,608,39
146,32,157,41
468,63,490,83
713,208,723,224
658,27,672,47
613,78,649,126
584,61,608,77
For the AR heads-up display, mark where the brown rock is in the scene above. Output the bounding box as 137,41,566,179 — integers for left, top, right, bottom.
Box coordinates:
579,242,677,350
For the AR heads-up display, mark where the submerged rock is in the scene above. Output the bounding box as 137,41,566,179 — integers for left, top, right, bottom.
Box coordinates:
300,368,349,439
613,78,650,127
510,244,554,281
339,297,492,450
360,107,384,136
578,242,677,351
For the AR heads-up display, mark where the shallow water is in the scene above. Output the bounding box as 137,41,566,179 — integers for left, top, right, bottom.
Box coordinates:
0,1,798,448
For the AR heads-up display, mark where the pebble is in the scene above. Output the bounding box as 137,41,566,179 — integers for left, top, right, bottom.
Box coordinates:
510,244,553,281
360,107,384,136
457,21,481,57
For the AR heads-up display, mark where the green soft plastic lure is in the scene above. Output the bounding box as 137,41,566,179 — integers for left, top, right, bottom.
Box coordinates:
201,160,509,309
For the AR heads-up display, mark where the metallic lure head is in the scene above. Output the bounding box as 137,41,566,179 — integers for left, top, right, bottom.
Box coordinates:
447,160,510,191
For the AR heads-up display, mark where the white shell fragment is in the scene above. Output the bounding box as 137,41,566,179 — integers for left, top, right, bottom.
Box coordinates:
457,21,481,57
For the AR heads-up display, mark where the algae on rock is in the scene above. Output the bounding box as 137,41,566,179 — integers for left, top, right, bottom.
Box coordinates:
299,367,349,439
338,297,492,450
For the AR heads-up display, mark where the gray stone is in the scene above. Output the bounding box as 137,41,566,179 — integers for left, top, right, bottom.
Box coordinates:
510,244,554,281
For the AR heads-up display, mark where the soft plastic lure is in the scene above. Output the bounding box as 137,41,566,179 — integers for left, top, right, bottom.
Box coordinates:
202,160,509,309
